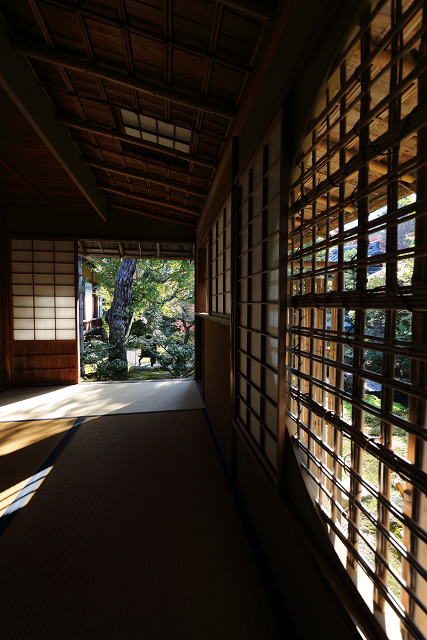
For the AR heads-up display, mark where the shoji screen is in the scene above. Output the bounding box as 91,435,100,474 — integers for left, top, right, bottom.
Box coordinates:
10,239,78,384
210,200,231,315
234,125,281,476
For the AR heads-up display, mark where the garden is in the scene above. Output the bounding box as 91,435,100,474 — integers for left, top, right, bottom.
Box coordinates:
80,256,195,382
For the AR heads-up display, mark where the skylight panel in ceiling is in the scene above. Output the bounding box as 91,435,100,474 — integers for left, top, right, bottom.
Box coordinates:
121,109,191,153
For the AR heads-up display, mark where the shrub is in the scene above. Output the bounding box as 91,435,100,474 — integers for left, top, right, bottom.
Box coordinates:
81,340,128,381
146,336,194,378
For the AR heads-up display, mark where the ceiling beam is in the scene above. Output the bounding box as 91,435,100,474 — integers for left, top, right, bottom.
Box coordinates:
13,42,237,120
57,116,218,170
100,185,201,216
81,158,207,197
108,204,196,228
0,22,107,221
41,0,252,74
220,0,274,21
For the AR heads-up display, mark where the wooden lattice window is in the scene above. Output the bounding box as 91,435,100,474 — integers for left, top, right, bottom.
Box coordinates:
235,124,281,477
210,200,232,315
287,2,427,638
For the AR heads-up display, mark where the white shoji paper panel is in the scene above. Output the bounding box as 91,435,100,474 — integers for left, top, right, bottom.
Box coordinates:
235,125,281,473
11,239,76,340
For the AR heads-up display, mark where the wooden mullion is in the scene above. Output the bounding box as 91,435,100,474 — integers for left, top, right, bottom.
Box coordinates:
288,191,297,441
347,17,371,579
375,0,402,616
261,144,268,463
332,58,347,526
230,138,239,477
298,161,307,452
323,86,334,510
307,131,316,479
403,1,427,633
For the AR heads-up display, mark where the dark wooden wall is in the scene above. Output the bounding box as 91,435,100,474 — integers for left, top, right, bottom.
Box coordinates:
12,340,77,385
203,318,232,465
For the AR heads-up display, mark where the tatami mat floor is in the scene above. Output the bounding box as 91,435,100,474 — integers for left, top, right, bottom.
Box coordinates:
0,410,285,639
0,379,204,421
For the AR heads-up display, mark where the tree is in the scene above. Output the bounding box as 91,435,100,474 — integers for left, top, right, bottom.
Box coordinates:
82,256,195,377
171,302,194,344
104,258,137,362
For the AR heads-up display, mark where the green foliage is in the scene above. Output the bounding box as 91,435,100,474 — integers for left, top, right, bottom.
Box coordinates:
144,334,195,378
344,248,358,290
343,395,408,436
83,257,194,319
81,256,195,380
138,307,164,336
81,340,128,381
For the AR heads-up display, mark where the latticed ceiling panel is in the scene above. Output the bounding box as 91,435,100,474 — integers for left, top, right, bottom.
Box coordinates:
0,0,272,226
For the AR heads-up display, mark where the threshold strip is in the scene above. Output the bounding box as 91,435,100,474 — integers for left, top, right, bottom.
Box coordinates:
0,416,86,537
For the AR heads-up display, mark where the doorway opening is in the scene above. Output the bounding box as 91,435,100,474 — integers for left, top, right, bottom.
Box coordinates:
78,240,195,383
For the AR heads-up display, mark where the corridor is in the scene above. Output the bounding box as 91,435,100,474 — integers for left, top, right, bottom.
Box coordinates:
0,382,285,639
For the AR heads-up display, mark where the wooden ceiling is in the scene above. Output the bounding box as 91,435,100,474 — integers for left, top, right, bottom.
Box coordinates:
0,84,91,208
0,0,274,227
78,238,193,258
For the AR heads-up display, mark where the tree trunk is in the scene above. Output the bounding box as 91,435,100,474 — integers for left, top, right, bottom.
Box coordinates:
105,258,137,362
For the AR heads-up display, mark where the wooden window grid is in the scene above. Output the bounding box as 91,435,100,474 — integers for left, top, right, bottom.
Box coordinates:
11,239,76,341
196,238,209,314
210,200,232,315
235,125,281,476
287,2,427,638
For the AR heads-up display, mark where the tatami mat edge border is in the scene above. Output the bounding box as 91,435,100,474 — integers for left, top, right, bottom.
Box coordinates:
0,416,86,538
0,406,205,423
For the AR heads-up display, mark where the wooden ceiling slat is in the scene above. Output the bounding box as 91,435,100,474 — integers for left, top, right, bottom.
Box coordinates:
14,42,237,119
39,3,83,42
82,157,207,197
221,7,267,40
0,121,47,148
57,115,218,169
84,17,123,50
126,0,163,26
108,203,196,227
130,34,165,70
220,0,273,22
41,0,252,74
15,165,76,184
0,144,60,167
209,64,245,96
172,49,207,82
100,183,200,215
0,193,51,205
